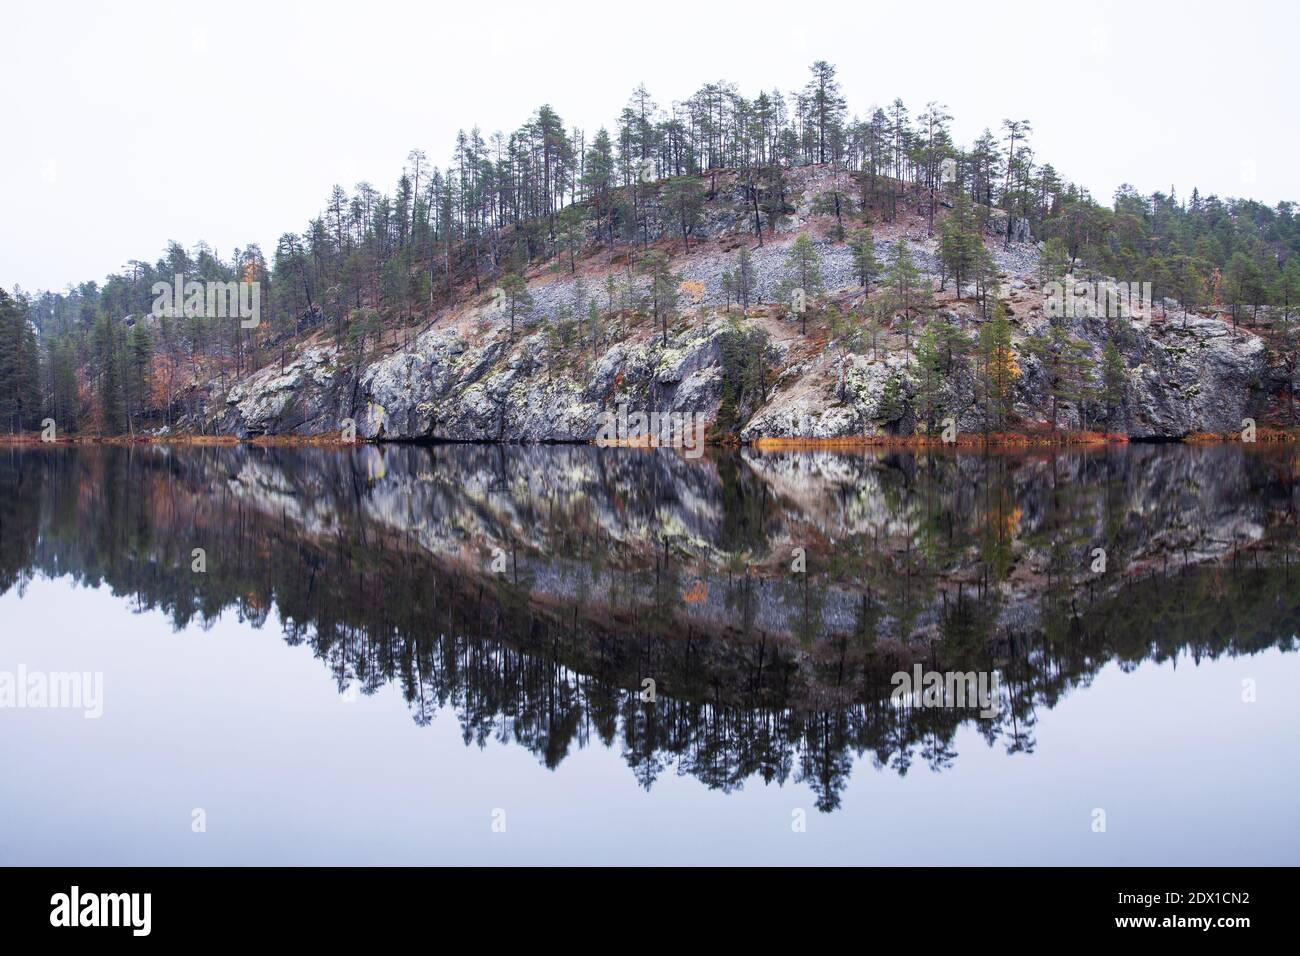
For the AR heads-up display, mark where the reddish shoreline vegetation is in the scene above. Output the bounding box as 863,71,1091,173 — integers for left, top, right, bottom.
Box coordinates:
3,428,1299,449
3,62,1299,445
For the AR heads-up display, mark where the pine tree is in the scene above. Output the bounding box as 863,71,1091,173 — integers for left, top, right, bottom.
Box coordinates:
1025,322,1093,430
1275,318,1300,425
734,245,757,312
126,323,153,432
586,299,603,356
878,370,908,432
0,289,41,433
977,301,1019,432
663,176,706,253
556,204,586,272
97,316,125,435
938,192,981,294
811,185,854,240
48,338,80,431
849,227,880,290
803,61,846,165
638,250,679,346
971,241,999,319
887,240,928,352
716,327,778,433
1226,253,1265,328
935,313,972,377
1278,257,1300,329
542,316,565,383
914,321,944,431
782,234,823,334
1173,257,1206,326
499,274,533,338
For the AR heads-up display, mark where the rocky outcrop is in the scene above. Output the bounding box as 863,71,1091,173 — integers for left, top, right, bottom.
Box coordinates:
741,308,1268,441
204,291,1270,444
192,169,1271,443
985,209,1033,244
212,346,353,438
196,308,737,441
351,317,728,441
1116,317,1267,437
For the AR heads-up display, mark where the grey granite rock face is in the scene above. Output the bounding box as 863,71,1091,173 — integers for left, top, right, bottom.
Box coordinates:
1121,318,1266,438
1010,312,1266,437
201,295,1268,443
209,346,352,438
737,309,1266,441
337,317,730,442
985,210,1033,244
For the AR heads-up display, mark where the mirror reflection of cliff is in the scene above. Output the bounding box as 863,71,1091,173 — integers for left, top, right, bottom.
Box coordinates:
2,443,1297,812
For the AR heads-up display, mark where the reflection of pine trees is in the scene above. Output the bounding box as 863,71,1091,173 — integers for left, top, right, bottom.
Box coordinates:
0,449,43,594
2,444,1298,813
796,711,856,813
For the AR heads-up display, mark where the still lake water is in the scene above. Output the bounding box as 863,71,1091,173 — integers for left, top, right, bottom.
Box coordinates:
1,443,1297,865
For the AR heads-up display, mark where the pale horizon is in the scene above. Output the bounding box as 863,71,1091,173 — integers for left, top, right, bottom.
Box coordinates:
5,0,1298,293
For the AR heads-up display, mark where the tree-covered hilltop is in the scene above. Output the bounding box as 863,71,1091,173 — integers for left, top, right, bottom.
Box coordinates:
3,60,1299,437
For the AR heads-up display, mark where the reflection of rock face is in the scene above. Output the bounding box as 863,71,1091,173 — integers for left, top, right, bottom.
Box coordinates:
20,442,1291,643
1,445,1296,812
201,442,1289,644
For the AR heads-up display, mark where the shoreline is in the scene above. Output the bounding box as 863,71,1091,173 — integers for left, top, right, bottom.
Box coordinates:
2,429,1297,449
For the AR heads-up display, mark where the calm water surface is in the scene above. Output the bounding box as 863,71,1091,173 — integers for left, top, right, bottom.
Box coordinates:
1,443,1297,864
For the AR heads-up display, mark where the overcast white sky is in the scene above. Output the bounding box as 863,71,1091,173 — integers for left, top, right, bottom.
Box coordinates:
4,0,1297,293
